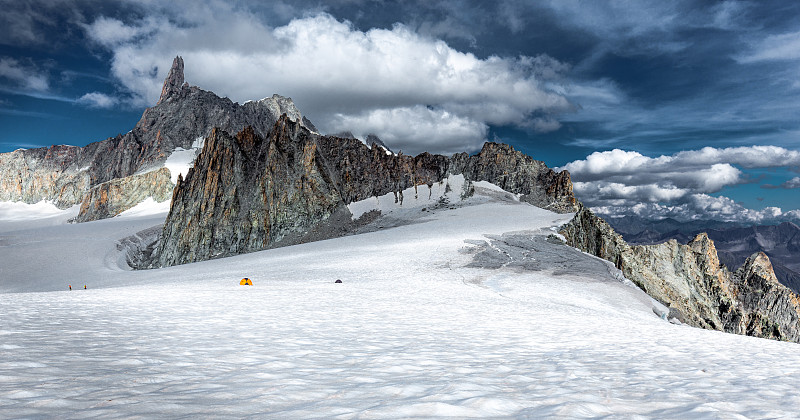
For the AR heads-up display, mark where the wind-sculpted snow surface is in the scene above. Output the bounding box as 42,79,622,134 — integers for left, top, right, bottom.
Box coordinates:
2,196,800,418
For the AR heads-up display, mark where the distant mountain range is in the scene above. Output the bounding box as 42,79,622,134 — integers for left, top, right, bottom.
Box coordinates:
603,215,800,294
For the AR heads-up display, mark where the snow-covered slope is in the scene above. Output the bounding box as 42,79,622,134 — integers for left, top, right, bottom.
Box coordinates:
2,189,800,418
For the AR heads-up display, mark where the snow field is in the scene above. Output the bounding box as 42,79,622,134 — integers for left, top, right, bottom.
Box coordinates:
0,201,79,233
2,194,800,418
164,137,204,184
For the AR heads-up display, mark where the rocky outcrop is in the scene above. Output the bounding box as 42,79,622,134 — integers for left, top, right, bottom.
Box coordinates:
153,119,577,267
0,145,90,207
613,219,800,293
73,168,174,223
561,205,800,342
0,56,314,219
158,55,185,105
451,143,576,213
730,253,800,340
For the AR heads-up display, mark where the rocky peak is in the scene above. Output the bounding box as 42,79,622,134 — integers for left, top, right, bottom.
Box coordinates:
365,134,393,154
561,205,800,342
450,142,577,213
737,252,779,285
688,232,722,271
158,56,185,105
0,56,319,216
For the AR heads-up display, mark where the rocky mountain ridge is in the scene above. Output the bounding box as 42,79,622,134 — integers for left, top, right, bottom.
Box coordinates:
5,55,798,345
561,205,800,342
73,168,174,223
611,219,800,294
0,56,314,221
152,118,577,267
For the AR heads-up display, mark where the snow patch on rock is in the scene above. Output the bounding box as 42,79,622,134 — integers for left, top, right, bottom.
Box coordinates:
117,197,171,218
164,136,205,184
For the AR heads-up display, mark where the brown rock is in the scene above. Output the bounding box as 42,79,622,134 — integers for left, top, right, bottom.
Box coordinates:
561,205,800,342
153,119,578,267
73,168,174,222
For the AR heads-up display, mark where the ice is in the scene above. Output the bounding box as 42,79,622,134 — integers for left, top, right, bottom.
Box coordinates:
2,188,800,418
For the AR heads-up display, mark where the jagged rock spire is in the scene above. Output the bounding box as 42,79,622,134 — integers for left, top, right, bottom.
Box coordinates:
738,251,779,284
158,56,185,105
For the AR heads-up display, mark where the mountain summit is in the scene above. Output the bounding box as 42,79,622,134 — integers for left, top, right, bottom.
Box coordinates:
0,56,314,220
158,56,185,105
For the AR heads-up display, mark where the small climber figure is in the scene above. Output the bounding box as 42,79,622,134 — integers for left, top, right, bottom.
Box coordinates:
84,285,87,290
69,285,72,291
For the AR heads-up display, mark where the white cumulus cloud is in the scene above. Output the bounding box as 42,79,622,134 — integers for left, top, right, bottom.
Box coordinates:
83,9,573,155
325,106,487,155
593,196,788,224
76,92,118,108
562,145,800,223
784,177,800,189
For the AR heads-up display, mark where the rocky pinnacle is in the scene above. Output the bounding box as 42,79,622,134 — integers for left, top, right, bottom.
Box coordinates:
158,56,185,105
0,56,314,220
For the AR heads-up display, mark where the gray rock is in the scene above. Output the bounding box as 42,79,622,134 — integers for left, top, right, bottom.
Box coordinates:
73,168,174,223
151,121,578,267
0,56,314,218
450,142,576,213
561,205,800,342
616,219,800,293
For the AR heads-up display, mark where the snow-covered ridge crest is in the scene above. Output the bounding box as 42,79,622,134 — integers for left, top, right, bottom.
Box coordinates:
347,174,520,220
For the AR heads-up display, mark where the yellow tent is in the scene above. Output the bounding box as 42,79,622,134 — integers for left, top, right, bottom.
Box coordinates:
239,278,253,286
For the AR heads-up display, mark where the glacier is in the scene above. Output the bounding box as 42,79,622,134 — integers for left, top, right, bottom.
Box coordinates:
1,185,800,418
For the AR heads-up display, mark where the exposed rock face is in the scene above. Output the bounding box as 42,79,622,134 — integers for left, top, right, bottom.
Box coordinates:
613,219,800,293
561,205,800,342
158,56,185,105
74,168,174,223
731,253,800,340
0,145,90,207
0,56,314,219
153,119,577,267
451,142,576,213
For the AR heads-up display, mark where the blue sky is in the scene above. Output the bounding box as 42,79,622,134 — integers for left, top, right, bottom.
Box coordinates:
1,0,799,223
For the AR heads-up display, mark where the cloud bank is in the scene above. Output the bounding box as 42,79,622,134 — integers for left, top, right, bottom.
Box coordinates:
83,9,572,155
561,146,800,223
